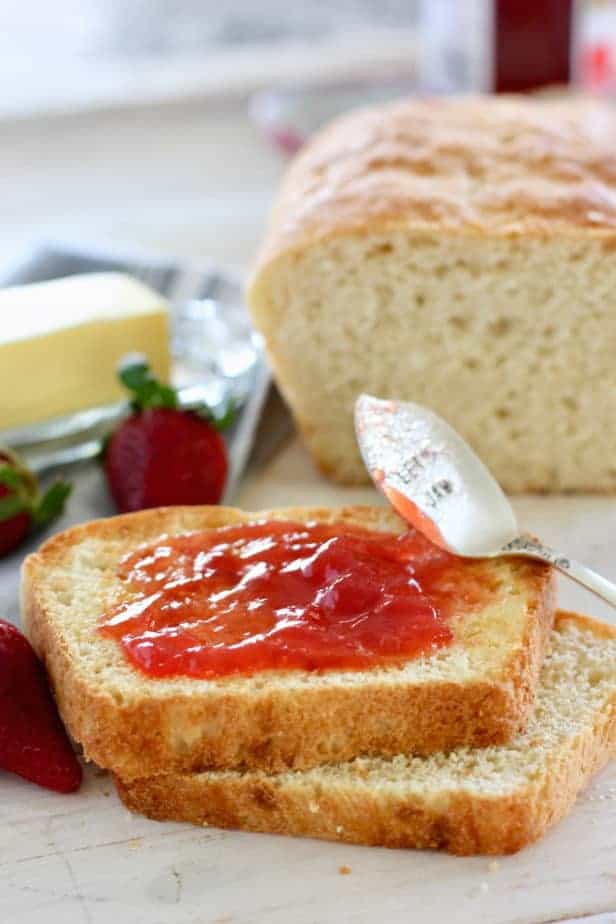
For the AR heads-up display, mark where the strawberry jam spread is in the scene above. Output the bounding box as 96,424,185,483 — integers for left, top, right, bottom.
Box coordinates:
100,520,483,680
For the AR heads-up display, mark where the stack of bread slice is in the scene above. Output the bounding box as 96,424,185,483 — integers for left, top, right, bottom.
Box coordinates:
22,506,616,855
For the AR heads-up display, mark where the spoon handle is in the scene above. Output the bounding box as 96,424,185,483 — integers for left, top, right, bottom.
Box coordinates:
500,536,616,609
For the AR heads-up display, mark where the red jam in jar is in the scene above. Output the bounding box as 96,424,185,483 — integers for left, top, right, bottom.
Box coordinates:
100,520,483,680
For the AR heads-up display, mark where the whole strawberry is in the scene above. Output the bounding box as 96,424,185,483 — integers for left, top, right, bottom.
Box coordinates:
104,358,230,513
0,619,82,792
0,450,71,557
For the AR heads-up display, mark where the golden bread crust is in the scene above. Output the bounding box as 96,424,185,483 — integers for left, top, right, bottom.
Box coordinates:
116,613,616,855
251,95,616,278
22,504,554,780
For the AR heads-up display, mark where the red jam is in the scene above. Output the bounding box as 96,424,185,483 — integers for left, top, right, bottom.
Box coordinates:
100,520,485,680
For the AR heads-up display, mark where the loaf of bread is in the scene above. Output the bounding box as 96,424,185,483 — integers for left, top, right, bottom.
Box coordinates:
116,611,616,855
21,504,554,780
248,96,616,492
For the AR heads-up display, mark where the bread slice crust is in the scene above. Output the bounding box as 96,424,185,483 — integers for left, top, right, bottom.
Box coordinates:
21,505,555,780
116,612,616,855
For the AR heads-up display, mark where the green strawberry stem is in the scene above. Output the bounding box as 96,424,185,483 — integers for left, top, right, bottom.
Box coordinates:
0,465,21,490
117,355,236,431
118,357,178,411
0,450,71,529
32,481,72,527
0,493,27,520
206,396,237,432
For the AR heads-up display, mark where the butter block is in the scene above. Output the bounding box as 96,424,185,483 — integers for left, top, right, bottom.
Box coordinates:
0,273,170,429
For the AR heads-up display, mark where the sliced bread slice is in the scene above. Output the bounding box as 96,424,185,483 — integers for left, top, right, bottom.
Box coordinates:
21,505,555,780
116,612,616,855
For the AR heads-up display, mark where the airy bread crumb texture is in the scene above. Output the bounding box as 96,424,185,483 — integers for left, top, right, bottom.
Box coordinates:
249,96,616,492
254,234,616,491
305,616,615,792
116,613,616,854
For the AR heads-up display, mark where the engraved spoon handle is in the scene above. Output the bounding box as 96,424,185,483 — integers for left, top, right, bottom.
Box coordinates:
500,537,616,608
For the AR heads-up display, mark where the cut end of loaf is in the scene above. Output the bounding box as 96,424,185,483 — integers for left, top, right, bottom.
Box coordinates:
251,231,616,492
248,95,616,493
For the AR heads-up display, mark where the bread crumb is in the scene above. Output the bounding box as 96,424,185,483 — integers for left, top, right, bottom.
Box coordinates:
335,825,344,834
308,800,320,814
102,789,110,798
339,865,352,875
128,838,142,850
488,860,500,872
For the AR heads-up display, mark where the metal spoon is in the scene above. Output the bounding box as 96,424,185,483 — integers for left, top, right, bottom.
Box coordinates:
355,394,616,609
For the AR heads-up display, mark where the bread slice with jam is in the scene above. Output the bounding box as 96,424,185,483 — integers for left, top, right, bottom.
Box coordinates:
116,612,616,855
21,505,555,781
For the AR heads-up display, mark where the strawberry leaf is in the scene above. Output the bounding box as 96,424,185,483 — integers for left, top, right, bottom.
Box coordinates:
118,360,151,393
195,396,237,432
147,383,177,410
0,464,21,490
209,397,237,431
118,357,178,411
32,481,72,528
0,494,27,522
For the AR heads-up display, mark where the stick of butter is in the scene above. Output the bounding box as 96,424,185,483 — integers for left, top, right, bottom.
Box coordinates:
0,273,170,429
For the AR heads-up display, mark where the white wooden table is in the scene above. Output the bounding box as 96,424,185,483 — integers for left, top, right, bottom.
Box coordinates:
1,99,615,924
2,436,616,924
